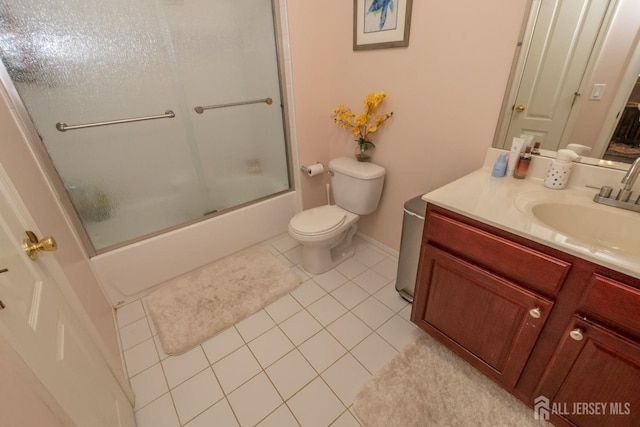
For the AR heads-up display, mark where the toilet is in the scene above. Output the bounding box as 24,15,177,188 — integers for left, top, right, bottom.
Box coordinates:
289,157,386,274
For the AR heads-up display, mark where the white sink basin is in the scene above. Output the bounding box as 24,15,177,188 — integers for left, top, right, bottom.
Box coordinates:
515,190,640,258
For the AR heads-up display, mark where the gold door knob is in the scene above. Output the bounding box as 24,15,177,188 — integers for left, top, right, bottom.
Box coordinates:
515,104,526,112
569,328,584,341
23,231,57,261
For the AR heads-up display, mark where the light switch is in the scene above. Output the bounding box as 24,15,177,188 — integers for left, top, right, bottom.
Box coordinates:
590,84,606,100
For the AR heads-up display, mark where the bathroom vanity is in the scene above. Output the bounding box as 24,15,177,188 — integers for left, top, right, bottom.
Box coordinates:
411,150,640,427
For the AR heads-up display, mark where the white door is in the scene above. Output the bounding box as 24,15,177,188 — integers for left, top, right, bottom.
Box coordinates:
0,165,135,426
503,0,611,148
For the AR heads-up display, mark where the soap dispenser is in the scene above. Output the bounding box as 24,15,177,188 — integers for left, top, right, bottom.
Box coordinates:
566,144,592,161
543,149,580,189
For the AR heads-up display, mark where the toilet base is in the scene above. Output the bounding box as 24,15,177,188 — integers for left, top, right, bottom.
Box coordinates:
300,224,357,274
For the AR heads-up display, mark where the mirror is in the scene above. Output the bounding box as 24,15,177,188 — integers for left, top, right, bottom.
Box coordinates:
493,0,640,168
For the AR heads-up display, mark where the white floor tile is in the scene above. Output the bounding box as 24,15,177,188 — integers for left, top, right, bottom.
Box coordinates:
326,312,372,350
184,398,239,427
236,310,276,342
335,258,368,279
298,329,347,373
248,327,295,368
124,338,160,378
284,246,303,265
348,406,364,427
291,265,310,282
307,295,348,326
279,310,323,346
351,333,398,375
162,346,210,389
271,235,300,253
351,297,395,330
119,317,152,351
331,409,362,427
212,346,262,394
321,354,372,407
201,326,245,364
130,363,169,410
312,270,349,292
354,245,388,268
330,282,369,310
134,393,180,427
116,300,146,328
265,349,316,400
119,241,429,427
287,377,345,427
373,282,410,312
265,294,303,324
290,280,326,307
171,368,224,425
352,269,390,295
227,373,283,427
370,257,399,281
153,335,170,361
256,404,300,427
276,254,294,267
376,315,424,351
399,304,413,322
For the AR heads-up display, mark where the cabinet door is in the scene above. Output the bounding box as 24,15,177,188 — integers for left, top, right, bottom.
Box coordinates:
535,317,640,427
412,244,553,389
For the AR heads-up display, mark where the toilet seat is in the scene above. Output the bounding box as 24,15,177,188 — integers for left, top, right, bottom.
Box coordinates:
289,205,347,236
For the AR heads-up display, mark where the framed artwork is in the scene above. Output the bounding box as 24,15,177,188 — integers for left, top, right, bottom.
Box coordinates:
353,0,413,51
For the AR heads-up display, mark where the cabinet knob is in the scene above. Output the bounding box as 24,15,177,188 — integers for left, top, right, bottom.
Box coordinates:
528,307,542,319
569,328,584,341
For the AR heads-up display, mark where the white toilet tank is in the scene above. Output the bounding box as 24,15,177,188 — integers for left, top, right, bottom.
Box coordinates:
329,157,386,215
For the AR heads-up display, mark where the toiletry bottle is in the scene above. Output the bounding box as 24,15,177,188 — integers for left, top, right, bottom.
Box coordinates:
505,137,524,176
513,146,532,179
543,149,580,189
491,152,508,177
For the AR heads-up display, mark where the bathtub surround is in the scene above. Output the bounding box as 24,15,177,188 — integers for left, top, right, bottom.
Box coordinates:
146,246,301,355
353,334,539,427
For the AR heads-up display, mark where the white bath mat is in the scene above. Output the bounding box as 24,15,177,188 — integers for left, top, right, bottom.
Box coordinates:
353,333,542,427
146,246,301,355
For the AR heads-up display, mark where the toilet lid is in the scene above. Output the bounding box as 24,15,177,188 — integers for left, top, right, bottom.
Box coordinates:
290,205,347,235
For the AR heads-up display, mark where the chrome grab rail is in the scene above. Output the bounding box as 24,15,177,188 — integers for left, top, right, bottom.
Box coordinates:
56,110,176,132
194,97,273,114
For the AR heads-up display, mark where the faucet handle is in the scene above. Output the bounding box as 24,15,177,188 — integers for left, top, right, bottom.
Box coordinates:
598,186,613,198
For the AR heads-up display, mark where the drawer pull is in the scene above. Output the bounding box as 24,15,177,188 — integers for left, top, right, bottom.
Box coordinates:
528,307,542,319
569,328,584,341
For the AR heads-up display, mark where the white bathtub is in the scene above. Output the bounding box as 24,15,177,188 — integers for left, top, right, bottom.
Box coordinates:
91,188,297,306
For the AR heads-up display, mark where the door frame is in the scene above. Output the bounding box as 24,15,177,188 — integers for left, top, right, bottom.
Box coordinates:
493,0,620,149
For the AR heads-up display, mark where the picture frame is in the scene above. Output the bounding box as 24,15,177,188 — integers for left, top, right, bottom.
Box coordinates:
353,0,413,51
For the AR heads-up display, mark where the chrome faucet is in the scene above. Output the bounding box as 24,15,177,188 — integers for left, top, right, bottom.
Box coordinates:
593,157,640,212
620,157,640,199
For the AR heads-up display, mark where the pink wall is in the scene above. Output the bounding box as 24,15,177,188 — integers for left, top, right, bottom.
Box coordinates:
287,1,528,250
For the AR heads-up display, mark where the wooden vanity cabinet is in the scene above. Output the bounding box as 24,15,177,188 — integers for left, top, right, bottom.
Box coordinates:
534,316,640,427
412,204,640,426
411,205,571,389
534,273,640,427
413,244,554,388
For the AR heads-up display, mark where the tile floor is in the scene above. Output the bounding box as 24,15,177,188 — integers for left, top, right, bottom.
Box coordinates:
116,234,425,427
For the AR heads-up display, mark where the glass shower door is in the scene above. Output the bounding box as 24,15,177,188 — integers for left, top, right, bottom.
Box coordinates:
0,0,290,252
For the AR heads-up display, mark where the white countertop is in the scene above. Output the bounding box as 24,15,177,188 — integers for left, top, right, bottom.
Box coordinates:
422,148,640,279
